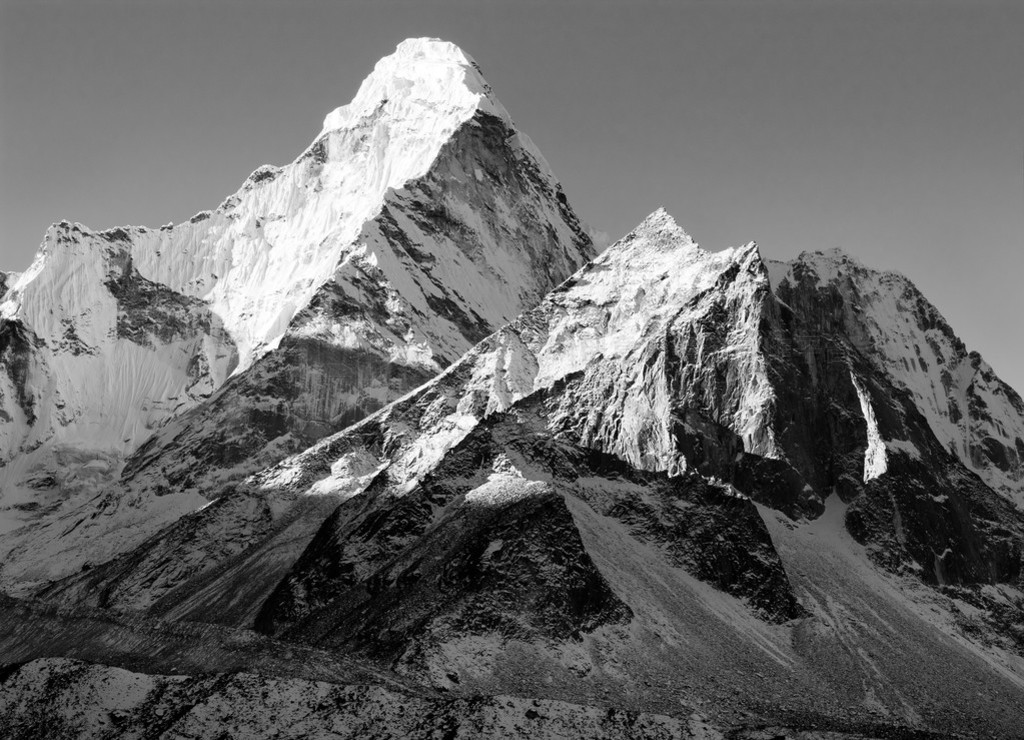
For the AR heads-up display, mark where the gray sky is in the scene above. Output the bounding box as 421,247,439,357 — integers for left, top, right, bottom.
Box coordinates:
2,0,1022,390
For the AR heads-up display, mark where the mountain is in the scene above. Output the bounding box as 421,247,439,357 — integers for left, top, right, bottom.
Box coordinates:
40,211,799,618
4,37,1024,740
768,250,1024,509
0,38,594,589
36,210,1024,737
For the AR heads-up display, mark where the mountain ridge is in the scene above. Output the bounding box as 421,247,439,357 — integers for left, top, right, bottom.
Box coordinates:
0,37,595,589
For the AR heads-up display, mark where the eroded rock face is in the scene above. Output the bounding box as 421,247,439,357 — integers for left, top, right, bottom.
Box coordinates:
97,236,231,352
770,251,1024,511
0,320,39,427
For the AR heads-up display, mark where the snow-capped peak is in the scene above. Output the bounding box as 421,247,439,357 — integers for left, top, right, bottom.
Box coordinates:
627,207,695,246
3,38,525,388
0,38,596,581
322,38,507,133
782,248,925,294
258,210,777,495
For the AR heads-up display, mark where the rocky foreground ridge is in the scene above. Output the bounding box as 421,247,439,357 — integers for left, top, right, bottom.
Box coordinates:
3,38,1024,740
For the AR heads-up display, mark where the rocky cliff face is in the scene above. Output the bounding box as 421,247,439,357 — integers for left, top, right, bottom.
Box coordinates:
766,257,1024,571
0,38,594,589
769,251,1024,510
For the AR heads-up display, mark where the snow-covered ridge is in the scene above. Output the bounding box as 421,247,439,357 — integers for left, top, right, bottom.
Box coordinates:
1,39,515,376
259,208,776,495
127,38,520,371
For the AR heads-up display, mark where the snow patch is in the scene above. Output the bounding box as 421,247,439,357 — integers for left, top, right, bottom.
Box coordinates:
852,373,887,481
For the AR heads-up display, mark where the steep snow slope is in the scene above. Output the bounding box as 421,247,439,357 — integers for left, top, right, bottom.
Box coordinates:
769,250,1024,509
0,38,593,586
0,224,239,530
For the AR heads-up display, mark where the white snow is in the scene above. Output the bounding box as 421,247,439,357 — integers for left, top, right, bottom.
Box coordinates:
464,471,548,507
851,372,888,481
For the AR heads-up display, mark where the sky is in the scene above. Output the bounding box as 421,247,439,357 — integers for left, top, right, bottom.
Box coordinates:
1,0,1022,388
